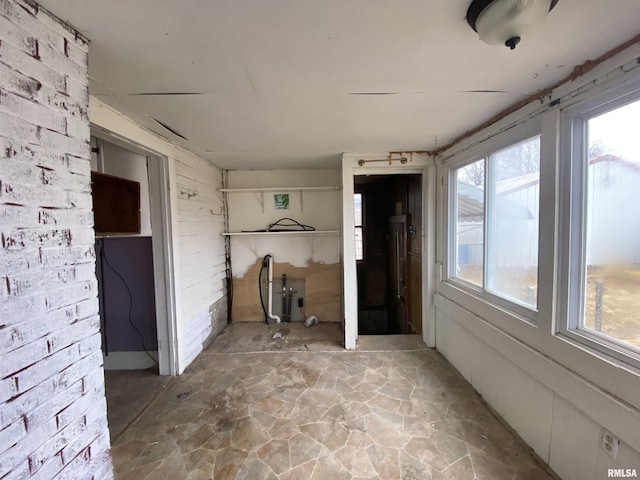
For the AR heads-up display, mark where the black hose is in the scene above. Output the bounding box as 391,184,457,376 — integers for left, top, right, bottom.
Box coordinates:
225,247,233,325
259,255,271,323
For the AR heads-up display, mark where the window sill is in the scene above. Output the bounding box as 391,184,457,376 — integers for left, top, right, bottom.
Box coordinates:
442,278,539,326
557,329,640,373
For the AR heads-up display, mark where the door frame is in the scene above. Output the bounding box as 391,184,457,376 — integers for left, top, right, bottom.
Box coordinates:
341,154,436,349
90,125,179,375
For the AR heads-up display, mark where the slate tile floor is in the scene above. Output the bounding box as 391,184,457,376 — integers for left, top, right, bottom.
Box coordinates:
109,324,556,479
105,367,174,441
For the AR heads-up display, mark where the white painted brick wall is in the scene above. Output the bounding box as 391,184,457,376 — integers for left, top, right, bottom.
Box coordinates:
0,0,113,478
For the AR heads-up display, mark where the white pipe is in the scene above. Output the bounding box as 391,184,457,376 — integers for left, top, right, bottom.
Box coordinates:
267,256,281,323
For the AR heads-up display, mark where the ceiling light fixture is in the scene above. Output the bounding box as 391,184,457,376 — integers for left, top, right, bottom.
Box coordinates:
467,0,559,50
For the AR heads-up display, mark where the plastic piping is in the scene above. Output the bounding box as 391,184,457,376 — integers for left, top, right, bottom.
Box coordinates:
267,256,281,323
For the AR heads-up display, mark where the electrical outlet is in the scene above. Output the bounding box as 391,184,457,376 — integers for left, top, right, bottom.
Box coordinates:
600,428,620,460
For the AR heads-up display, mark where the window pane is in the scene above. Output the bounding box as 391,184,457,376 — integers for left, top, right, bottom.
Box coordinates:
355,227,364,261
582,99,640,349
354,194,363,260
455,160,485,286
486,136,540,307
354,193,362,226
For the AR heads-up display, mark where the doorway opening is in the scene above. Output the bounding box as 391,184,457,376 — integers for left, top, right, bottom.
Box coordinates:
90,133,177,440
355,174,423,335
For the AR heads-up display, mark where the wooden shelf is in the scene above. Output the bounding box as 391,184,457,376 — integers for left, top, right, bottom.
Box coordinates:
222,230,339,236
219,186,340,193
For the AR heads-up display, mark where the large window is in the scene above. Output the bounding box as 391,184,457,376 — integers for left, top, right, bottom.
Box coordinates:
452,136,541,310
564,93,640,359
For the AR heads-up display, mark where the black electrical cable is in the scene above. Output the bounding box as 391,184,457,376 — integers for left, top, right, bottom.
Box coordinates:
100,241,159,366
225,247,233,324
242,217,316,233
268,217,315,232
259,255,271,323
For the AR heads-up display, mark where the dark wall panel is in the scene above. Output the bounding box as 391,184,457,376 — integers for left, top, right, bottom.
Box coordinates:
95,237,158,352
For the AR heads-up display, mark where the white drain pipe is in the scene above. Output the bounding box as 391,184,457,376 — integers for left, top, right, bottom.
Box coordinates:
267,256,281,323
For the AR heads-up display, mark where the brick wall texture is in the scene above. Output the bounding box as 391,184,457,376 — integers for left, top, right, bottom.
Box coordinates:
0,0,114,478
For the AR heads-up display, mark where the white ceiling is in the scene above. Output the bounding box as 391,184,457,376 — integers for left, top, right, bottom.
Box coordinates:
39,0,640,170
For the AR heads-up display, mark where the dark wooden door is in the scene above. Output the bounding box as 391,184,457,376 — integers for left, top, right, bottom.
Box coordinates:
388,215,407,333
406,176,423,334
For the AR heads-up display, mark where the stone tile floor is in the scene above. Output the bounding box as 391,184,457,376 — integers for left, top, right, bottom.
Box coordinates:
105,367,174,441
109,324,557,479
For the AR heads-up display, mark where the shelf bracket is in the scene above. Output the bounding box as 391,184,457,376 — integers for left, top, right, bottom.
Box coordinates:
259,191,264,213
299,190,303,213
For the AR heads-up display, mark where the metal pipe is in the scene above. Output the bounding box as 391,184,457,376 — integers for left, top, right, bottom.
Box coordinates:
282,286,287,322
287,288,294,323
281,274,288,322
267,256,281,323
358,157,407,166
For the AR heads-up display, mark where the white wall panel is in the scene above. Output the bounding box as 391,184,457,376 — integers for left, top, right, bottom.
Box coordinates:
549,395,600,480
434,310,472,382
470,336,508,415
501,362,553,462
436,298,640,478
176,156,227,368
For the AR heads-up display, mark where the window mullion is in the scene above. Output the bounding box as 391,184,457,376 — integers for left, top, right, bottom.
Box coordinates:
484,156,494,293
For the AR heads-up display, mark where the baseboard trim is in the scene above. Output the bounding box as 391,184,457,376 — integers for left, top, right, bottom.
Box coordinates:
103,351,159,370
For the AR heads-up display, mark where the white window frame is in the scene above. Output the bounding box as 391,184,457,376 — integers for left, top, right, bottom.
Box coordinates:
557,79,640,369
445,121,542,323
354,192,364,262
